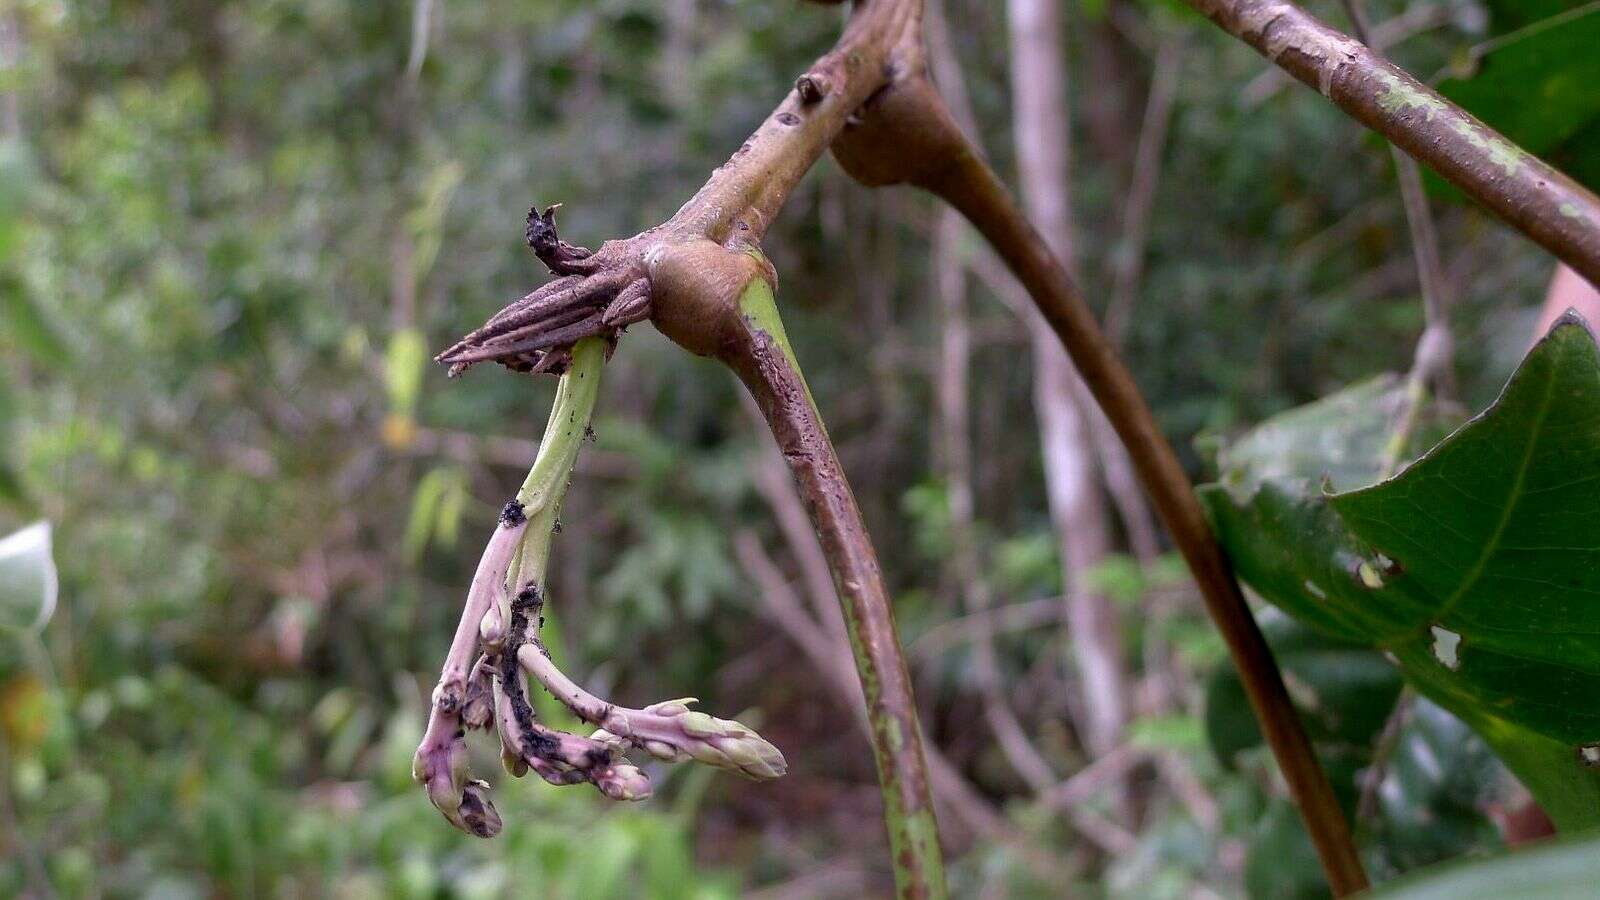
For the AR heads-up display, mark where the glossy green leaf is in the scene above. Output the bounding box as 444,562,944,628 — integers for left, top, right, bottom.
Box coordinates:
0,521,57,635
1202,374,1457,643
1371,832,1600,899
1330,317,1600,744
1202,316,1600,829
1438,5,1600,194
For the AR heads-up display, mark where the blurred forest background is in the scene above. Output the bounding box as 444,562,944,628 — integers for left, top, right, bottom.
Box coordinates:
0,0,1576,896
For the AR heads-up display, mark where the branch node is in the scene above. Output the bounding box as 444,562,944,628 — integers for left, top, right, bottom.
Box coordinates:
795,73,830,104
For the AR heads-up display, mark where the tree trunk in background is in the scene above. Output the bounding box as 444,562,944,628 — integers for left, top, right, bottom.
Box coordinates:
0,13,20,139
1081,16,1143,185
660,0,697,111
1005,0,1130,760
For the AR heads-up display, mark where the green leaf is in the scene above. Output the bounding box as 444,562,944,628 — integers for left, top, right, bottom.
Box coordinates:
1207,616,1499,895
1437,5,1600,194
0,521,57,635
1331,318,1600,743
1373,699,1502,873
1210,375,1443,498
384,327,429,416
1245,800,1334,900
1204,611,1402,770
1202,315,1600,829
1371,832,1600,899
1483,0,1596,38
403,466,466,562
0,280,73,368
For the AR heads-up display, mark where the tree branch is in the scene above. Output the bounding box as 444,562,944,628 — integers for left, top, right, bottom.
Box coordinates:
720,271,946,899
1239,2,1450,108
1182,0,1600,284
820,51,1369,893
1335,0,1457,475
431,5,949,894
925,124,1369,899
1104,39,1182,347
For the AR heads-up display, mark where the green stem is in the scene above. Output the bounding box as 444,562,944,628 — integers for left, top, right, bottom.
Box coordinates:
1379,373,1428,480
509,337,606,592
724,267,947,899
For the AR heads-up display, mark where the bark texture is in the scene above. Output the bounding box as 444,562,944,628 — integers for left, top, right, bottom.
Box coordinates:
723,277,946,899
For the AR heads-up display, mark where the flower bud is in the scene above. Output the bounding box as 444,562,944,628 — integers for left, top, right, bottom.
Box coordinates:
457,780,503,838
596,760,653,802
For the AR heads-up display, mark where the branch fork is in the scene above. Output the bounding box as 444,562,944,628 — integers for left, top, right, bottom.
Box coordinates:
436,2,926,380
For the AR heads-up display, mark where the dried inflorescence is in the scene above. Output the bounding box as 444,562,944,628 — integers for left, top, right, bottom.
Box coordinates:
435,206,652,376
414,496,786,838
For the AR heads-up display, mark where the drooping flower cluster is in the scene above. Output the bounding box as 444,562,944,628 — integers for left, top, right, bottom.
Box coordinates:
413,499,786,837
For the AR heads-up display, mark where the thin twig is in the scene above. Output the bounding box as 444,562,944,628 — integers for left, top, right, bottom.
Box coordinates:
734,518,1094,879
1039,743,1146,812
1339,0,1456,416
911,595,1067,660
1452,1,1600,72
1105,40,1183,347
735,498,1079,881
1356,686,1416,824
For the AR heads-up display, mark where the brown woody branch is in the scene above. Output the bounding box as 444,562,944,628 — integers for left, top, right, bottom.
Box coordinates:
719,280,946,898
1184,0,1600,285
822,45,1370,899
925,116,1371,899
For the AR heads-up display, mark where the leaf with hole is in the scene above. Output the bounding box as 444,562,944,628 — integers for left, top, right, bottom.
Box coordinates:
1207,617,1499,898
1201,315,1600,829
